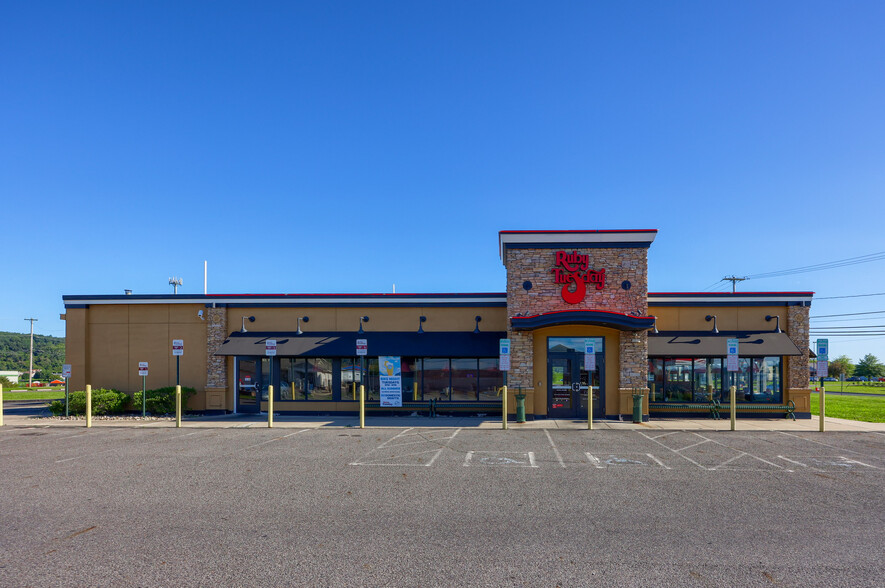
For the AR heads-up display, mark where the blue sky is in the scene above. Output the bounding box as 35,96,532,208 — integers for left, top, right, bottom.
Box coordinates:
2,1,884,363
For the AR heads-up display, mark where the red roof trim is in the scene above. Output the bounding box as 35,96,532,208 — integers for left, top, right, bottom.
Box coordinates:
649,292,814,296
513,309,654,320
499,229,658,235
204,292,507,298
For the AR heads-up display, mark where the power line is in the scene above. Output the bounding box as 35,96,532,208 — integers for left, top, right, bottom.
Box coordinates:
746,251,885,280
811,310,885,318
816,292,885,300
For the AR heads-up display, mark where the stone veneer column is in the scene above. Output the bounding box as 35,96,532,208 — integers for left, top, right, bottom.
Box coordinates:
503,244,651,416
205,307,228,410
786,305,810,389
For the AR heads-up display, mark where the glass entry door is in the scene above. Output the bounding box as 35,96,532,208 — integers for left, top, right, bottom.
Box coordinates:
548,351,603,419
236,358,261,413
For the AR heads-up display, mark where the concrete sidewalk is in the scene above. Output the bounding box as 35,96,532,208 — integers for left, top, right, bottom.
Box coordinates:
3,410,885,432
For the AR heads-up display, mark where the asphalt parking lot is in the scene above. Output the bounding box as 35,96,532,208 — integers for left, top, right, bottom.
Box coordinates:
1,426,883,587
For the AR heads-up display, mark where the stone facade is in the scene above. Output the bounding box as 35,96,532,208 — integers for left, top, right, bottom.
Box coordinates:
787,305,810,390
503,245,651,401
206,307,228,389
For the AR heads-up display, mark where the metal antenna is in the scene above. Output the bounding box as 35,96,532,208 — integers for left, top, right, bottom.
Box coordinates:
721,276,747,293
169,277,183,294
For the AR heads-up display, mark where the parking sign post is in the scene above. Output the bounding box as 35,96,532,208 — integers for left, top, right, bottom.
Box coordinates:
172,340,184,387
62,364,72,418
138,362,149,417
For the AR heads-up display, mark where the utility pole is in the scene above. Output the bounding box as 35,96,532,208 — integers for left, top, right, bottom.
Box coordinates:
24,318,37,387
722,276,748,293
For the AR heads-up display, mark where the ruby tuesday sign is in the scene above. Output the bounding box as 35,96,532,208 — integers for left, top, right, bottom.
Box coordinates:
551,250,606,304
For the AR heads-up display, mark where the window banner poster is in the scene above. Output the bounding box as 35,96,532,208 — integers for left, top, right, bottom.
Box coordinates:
379,356,402,407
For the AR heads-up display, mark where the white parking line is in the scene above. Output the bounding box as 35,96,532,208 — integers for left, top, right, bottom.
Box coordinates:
585,453,603,468
351,428,461,467
638,431,709,470
841,457,879,469
55,448,118,463
647,454,671,469
242,429,309,451
778,456,808,467
544,430,566,468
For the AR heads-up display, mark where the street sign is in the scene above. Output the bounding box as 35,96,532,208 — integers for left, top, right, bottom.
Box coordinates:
172,339,184,356
265,339,277,357
356,339,368,356
816,339,829,378
138,361,149,377
62,364,72,378
499,338,511,371
726,338,739,372
584,339,596,371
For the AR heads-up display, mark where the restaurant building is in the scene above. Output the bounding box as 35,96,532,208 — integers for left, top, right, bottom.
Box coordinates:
61,230,813,419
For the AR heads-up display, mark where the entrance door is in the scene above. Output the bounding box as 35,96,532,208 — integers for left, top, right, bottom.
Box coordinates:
548,352,604,419
236,358,261,413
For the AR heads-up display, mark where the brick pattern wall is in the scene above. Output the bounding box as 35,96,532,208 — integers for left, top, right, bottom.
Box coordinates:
206,307,227,388
504,246,650,391
787,305,810,390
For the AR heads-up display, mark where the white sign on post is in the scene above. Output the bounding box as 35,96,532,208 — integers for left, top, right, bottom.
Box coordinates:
816,338,829,378
138,361,149,377
265,339,277,357
379,356,402,407
726,338,739,372
499,339,511,371
356,339,368,356
584,339,596,371
62,364,72,378
172,339,184,356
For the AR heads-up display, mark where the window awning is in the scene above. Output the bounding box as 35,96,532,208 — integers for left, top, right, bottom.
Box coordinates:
511,309,655,331
648,332,802,357
213,331,507,358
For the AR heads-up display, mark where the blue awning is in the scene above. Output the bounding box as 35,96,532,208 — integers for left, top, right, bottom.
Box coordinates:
214,331,506,358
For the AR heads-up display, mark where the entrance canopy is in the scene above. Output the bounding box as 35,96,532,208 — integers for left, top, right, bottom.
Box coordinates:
214,331,506,357
511,309,655,331
648,332,802,356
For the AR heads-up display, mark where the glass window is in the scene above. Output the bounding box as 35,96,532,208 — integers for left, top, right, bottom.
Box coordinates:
648,359,664,401
451,359,478,401
665,359,692,402
752,357,781,403
401,358,420,402
423,358,450,401
548,337,603,354
736,358,752,401
340,358,361,401
306,358,334,401
237,358,259,406
260,358,271,401
478,359,503,401
280,358,307,400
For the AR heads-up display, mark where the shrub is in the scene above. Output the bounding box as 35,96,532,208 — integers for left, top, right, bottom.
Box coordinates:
0,376,14,388
132,387,196,415
49,389,131,416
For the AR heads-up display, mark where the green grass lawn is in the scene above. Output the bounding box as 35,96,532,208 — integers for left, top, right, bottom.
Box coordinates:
813,383,885,395
2,390,66,401
811,393,885,423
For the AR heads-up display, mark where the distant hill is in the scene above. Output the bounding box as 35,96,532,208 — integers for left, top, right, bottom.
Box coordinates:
0,331,65,375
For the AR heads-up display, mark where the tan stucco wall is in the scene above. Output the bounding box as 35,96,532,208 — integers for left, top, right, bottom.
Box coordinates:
649,305,786,332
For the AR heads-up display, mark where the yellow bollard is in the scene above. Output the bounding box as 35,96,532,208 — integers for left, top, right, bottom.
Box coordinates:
730,385,736,431
86,385,92,428
588,385,593,430
359,384,365,429
175,385,181,428
819,384,825,433
413,381,418,402
268,385,274,428
0,383,4,427
502,385,508,430
352,382,357,401
291,382,295,400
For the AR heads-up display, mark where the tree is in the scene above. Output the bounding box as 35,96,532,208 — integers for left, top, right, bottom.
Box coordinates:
854,354,885,379
828,355,854,379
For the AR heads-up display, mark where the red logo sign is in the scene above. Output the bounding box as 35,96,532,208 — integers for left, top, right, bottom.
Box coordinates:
551,251,606,304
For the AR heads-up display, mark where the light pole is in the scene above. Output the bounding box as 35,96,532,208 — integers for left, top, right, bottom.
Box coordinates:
24,318,37,387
